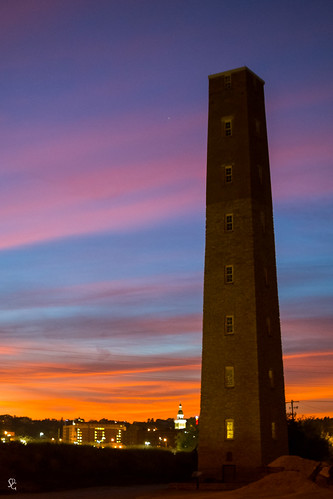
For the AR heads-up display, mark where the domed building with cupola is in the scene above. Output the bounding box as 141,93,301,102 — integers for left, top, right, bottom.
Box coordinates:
174,402,187,430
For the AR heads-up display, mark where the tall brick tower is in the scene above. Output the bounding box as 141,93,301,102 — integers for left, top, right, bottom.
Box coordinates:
198,67,288,481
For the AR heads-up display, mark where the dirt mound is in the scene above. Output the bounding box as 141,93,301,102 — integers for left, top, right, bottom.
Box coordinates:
224,456,333,499
268,455,320,478
229,470,329,498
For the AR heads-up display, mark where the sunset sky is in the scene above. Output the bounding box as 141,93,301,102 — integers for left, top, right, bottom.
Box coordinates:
1,0,333,422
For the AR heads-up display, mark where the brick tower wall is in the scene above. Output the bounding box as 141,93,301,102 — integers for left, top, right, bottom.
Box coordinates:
198,67,288,480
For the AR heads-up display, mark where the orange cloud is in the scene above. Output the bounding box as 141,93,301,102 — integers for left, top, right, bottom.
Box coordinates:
284,351,333,417
1,365,201,421
2,349,333,420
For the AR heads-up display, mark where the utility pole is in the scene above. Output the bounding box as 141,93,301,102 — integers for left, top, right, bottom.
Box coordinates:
286,400,299,422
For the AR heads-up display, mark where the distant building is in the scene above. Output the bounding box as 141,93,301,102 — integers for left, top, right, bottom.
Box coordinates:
126,419,176,447
62,421,126,447
174,403,187,430
198,67,288,481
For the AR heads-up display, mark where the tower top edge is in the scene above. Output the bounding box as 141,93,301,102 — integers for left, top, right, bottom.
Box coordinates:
208,66,265,85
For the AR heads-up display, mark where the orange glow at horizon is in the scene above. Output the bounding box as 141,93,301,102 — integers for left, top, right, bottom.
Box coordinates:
1,358,201,422
284,351,333,418
2,350,333,421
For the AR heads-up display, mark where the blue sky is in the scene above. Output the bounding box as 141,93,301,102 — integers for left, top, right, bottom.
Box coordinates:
1,0,333,420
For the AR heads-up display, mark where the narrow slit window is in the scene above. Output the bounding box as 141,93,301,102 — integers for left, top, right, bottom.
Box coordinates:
225,315,234,335
266,317,271,336
272,422,277,439
224,75,231,88
268,369,274,388
225,120,232,136
257,164,263,184
260,211,266,233
225,265,233,284
225,214,233,231
225,166,233,183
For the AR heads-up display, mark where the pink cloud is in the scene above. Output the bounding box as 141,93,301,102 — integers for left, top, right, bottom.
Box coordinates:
267,83,333,114
1,110,204,174
0,111,205,249
270,135,333,200
0,154,202,218
0,346,18,355
0,182,203,249
0,311,203,344
281,317,333,342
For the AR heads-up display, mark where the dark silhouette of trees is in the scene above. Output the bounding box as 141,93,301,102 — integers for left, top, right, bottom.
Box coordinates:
288,416,333,461
175,417,198,451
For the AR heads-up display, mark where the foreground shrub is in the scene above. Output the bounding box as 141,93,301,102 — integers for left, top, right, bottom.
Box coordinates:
288,417,333,461
0,443,197,493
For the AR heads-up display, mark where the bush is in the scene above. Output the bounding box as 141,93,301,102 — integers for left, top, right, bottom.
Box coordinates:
0,442,197,493
288,417,333,462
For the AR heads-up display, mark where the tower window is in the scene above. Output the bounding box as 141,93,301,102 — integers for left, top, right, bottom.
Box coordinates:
266,317,271,336
260,211,266,233
225,166,233,183
225,419,234,439
225,315,234,335
224,75,231,88
257,164,263,184
272,422,277,440
225,366,235,388
225,265,233,284
225,214,233,231
225,120,232,136
268,369,274,388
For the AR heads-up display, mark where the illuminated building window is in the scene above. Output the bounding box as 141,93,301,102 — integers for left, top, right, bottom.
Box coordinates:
225,120,232,136
94,427,106,443
225,419,234,439
225,366,235,388
268,369,274,388
116,429,122,443
225,214,233,231
224,75,231,88
225,315,234,335
272,422,277,439
225,166,233,183
225,265,233,284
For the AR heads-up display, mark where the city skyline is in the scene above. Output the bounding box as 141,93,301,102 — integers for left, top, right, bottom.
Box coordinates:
1,0,333,421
